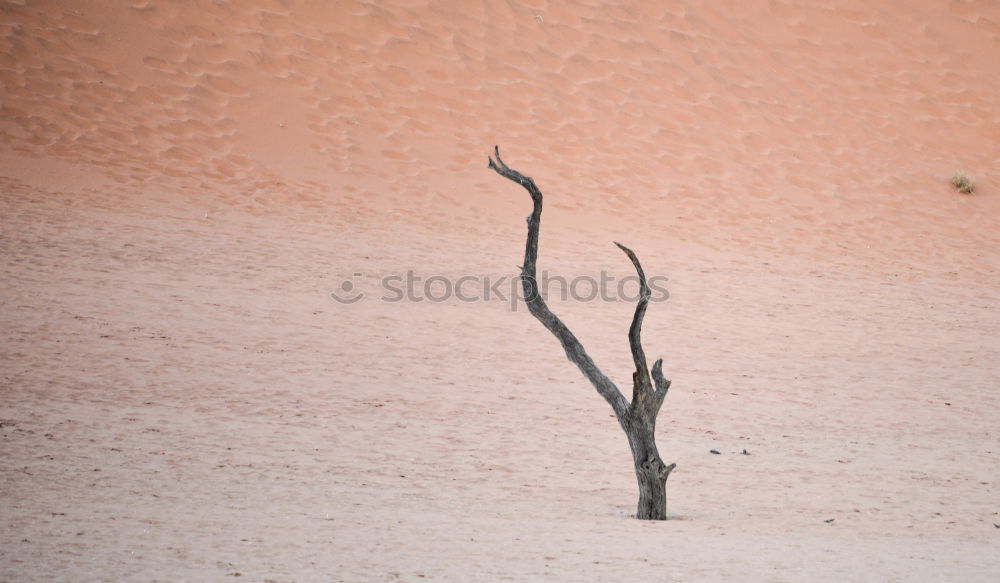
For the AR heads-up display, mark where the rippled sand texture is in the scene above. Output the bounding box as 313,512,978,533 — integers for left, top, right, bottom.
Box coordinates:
2,1,999,581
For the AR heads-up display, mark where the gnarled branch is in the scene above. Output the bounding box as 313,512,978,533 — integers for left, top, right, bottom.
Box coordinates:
488,146,629,420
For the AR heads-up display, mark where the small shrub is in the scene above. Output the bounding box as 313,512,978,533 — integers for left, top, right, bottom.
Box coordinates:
950,171,975,194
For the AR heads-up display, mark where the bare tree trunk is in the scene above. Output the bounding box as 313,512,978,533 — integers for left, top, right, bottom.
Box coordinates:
487,147,676,520
623,408,674,520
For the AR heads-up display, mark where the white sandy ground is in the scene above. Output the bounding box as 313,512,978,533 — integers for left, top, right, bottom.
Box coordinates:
2,0,1000,581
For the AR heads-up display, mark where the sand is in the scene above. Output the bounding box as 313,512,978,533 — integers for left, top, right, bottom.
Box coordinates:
1,0,999,581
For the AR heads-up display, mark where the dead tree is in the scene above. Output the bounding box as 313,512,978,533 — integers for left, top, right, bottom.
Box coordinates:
488,146,676,520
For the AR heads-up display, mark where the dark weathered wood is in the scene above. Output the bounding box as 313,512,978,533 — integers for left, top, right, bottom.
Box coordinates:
488,146,676,520
623,413,675,520
487,147,629,420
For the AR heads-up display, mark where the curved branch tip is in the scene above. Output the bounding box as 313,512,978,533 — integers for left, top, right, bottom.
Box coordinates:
615,241,650,298
488,145,508,171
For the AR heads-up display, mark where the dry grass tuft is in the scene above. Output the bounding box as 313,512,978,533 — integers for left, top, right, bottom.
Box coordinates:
950,171,975,194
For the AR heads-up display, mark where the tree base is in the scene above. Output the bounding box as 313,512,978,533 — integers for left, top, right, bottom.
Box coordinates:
625,417,675,520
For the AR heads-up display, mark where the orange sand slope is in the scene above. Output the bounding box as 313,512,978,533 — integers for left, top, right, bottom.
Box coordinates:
2,0,999,581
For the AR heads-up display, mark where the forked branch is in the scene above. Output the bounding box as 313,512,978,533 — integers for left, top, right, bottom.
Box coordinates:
488,146,677,520
487,146,670,419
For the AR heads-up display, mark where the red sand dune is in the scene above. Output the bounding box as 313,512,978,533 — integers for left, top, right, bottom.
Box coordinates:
2,0,999,580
